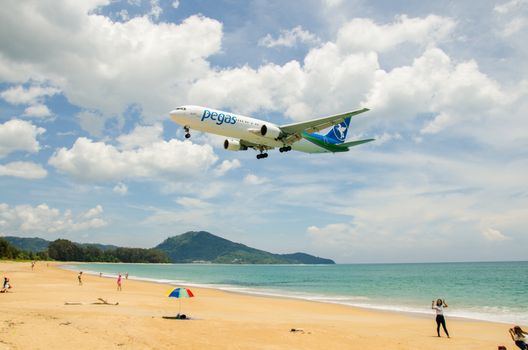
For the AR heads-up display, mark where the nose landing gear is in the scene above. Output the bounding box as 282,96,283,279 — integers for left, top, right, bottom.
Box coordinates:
184,126,191,139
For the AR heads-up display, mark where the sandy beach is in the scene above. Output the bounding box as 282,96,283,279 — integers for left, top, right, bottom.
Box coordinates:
0,261,520,350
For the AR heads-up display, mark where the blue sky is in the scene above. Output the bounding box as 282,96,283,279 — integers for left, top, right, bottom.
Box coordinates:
0,0,527,263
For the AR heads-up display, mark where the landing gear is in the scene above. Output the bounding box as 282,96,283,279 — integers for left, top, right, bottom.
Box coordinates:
256,152,268,159
184,126,191,139
279,146,292,153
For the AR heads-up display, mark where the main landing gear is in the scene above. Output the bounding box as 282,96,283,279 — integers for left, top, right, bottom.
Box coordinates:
184,126,191,139
279,146,292,153
256,152,268,159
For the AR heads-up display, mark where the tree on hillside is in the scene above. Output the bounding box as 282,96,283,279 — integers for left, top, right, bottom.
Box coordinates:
0,238,19,259
48,239,83,261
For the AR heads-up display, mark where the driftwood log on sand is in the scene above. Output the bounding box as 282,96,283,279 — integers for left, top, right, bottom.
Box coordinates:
64,298,119,306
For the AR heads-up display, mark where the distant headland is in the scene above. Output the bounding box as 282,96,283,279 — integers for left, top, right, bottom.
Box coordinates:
1,231,335,264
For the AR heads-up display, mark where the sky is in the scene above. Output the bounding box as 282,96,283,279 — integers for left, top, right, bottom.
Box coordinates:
0,0,527,263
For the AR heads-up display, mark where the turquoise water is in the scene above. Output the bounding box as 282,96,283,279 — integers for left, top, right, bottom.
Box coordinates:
64,261,528,324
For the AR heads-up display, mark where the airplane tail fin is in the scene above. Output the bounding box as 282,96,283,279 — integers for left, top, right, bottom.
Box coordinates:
323,117,351,144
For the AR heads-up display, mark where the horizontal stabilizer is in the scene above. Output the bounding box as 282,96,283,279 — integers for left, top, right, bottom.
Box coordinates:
303,135,375,152
340,138,375,148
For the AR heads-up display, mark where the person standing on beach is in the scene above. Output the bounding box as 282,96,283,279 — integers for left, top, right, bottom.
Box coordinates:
78,272,83,286
509,326,528,349
125,272,128,280
432,299,449,337
117,273,122,291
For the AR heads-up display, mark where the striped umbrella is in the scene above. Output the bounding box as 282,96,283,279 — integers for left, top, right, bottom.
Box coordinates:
167,287,194,315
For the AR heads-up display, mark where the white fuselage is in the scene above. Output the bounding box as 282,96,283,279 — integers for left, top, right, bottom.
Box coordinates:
170,105,327,153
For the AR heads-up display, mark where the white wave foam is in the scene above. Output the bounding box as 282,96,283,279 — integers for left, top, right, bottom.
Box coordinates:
61,264,527,325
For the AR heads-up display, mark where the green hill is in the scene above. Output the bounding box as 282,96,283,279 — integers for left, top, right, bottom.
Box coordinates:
2,236,119,253
155,231,335,264
3,231,335,264
2,236,49,252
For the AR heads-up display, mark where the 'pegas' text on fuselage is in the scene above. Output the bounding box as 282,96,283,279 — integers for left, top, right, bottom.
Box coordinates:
201,109,238,125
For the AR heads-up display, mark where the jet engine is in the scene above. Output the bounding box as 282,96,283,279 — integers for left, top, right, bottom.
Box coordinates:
260,124,282,139
223,139,248,151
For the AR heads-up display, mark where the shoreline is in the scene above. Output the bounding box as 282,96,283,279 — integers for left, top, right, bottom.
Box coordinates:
0,261,522,349
62,262,525,326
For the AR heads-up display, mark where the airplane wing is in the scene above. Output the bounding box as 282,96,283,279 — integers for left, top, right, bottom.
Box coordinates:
239,139,274,151
279,108,369,144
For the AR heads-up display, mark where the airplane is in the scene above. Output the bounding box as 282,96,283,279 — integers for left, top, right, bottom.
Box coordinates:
169,105,374,159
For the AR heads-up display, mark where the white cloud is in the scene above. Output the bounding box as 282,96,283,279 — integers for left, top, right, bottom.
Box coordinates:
371,132,402,146
481,228,509,241
0,161,47,179
117,123,163,150
0,119,45,158
1,84,58,119
0,85,60,105
500,17,528,36
148,0,162,20
259,26,320,48
188,60,309,117
48,137,218,183
77,110,106,138
172,1,180,9
494,0,528,14
243,174,267,185
307,223,359,248
364,48,506,134
0,203,107,235
23,104,52,118
190,15,460,122
189,13,511,140
175,197,211,209
322,0,343,8
117,9,129,21
0,2,223,120
420,112,451,135
298,145,528,261
213,159,241,176
113,182,128,195
84,204,103,219
336,15,455,53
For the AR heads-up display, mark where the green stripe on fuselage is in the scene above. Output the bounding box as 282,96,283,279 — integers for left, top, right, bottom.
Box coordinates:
302,132,349,152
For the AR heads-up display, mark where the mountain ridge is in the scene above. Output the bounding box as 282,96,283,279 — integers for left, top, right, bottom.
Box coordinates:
155,231,335,264
3,231,335,264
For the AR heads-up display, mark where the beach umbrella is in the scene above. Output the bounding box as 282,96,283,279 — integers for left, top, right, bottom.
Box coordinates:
167,287,194,315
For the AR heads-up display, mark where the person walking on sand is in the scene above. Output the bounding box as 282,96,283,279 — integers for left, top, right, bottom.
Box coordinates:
432,299,450,338
117,273,122,291
78,271,83,286
31,261,35,270
509,326,528,349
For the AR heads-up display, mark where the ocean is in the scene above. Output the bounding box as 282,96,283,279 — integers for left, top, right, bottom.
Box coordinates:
64,261,528,325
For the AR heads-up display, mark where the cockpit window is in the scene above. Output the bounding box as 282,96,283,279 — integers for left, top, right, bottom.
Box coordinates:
175,107,186,110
